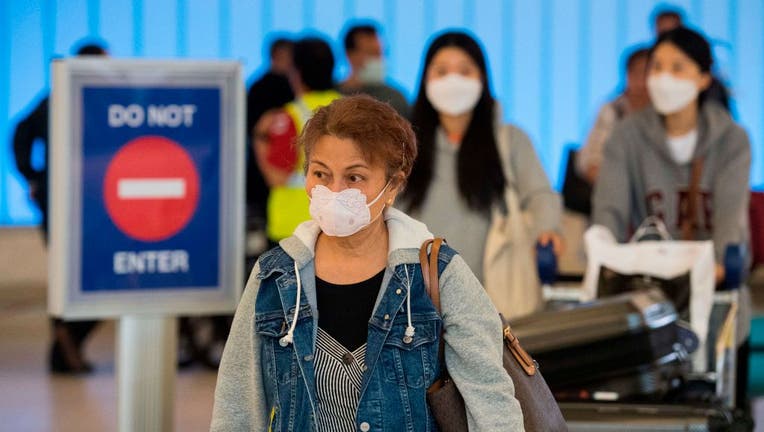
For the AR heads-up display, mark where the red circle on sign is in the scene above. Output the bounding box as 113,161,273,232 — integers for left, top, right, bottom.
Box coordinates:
103,136,200,242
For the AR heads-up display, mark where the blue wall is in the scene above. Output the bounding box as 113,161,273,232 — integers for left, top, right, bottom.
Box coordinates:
2,0,763,225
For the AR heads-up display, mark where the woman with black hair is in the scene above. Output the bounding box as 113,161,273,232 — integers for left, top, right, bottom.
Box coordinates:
592,26,751,408
400,31,562,318
593,26,750,279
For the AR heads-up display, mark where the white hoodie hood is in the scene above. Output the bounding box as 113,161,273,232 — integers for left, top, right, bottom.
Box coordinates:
282,206,435,268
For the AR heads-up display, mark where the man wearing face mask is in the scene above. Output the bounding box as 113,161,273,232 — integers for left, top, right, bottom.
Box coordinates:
338,22,409,118
592,27,752,408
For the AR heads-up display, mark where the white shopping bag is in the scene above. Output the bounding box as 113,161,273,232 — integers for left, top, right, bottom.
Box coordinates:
582,223,715,372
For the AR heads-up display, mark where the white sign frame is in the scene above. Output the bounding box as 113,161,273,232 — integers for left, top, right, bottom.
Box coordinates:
49,59,244,318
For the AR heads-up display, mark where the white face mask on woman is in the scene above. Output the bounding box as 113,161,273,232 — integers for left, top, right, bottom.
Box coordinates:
308,181,390,237
647,73,699,114
426,73,483,116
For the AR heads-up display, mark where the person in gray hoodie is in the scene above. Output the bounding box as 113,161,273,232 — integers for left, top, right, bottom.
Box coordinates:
211,95,524,431
593,26,750,280
592,26,751,407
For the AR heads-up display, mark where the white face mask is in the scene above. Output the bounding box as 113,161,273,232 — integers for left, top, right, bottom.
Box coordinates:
308,182,389,237
358,58,385,84
426,73,483,116
647,73,699,114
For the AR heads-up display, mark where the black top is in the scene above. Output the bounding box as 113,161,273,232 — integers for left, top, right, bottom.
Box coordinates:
316,268,385,351
13,97,49,188
13,96,50,235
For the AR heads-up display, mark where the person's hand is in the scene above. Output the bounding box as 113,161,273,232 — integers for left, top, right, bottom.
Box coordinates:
584,164,600,185
715,263,725,284
537,231,564,257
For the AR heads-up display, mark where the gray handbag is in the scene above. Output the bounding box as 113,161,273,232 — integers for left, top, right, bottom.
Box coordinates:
420,238,568,432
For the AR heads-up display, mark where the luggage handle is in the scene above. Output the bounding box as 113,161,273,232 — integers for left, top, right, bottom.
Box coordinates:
630,216,673,243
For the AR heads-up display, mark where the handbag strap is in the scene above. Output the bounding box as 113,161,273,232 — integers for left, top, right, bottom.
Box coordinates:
496,125,516,186
419,238,446,374
419,238,443,309
681,157,704,240
420,238,537,378
496,126,521,218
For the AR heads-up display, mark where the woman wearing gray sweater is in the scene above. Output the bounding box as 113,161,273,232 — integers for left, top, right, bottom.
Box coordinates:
400,31,561,318
211,96,524,431
593,27,750,282
592,26,751,407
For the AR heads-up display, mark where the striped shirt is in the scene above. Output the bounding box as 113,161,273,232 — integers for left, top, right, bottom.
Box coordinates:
314,270,382,431
315,327,367,432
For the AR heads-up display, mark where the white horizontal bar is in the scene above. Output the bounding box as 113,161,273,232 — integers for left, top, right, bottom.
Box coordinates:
117,178,186,200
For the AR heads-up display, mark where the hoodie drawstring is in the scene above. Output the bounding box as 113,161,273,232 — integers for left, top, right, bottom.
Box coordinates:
280,261,416,346
403,265,415,344
279,261,302,347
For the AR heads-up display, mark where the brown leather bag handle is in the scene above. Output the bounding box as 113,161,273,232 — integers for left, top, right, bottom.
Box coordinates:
420,238,446,383
681,157,705,240
419,238,443,311
504,323,537,376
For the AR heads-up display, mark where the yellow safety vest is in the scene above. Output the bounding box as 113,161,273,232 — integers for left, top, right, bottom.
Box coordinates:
267,90,341,241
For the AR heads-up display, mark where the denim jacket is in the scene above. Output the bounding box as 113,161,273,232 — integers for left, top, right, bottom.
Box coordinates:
211,208,524,431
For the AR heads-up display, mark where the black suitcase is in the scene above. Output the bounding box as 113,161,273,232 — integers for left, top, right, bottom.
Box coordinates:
559,402,753,432
511,289,695,401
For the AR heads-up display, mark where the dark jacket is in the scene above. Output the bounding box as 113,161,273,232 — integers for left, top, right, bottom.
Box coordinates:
13,96,50,218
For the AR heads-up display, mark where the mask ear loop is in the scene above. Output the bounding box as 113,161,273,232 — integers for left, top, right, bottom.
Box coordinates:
365,178,395,227
403,265,415,344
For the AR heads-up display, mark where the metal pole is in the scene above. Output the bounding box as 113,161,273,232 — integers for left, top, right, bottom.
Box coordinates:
117,315,177,432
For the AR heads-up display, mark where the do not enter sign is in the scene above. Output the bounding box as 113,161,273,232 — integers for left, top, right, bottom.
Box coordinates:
103,136,200,242
51,73,242,318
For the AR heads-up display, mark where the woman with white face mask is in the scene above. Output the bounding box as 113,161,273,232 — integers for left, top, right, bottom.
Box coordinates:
400,31,562,319
211,95,524,431
593,26,751,279
592,27,752,407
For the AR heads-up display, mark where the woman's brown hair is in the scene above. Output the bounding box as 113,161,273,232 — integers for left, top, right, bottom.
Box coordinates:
300,95,417,187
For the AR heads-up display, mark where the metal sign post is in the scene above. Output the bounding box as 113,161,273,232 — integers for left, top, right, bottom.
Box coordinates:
117,316,177,432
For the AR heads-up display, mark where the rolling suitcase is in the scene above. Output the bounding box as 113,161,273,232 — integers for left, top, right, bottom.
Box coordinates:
510,288,696,401
559,402,753,431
